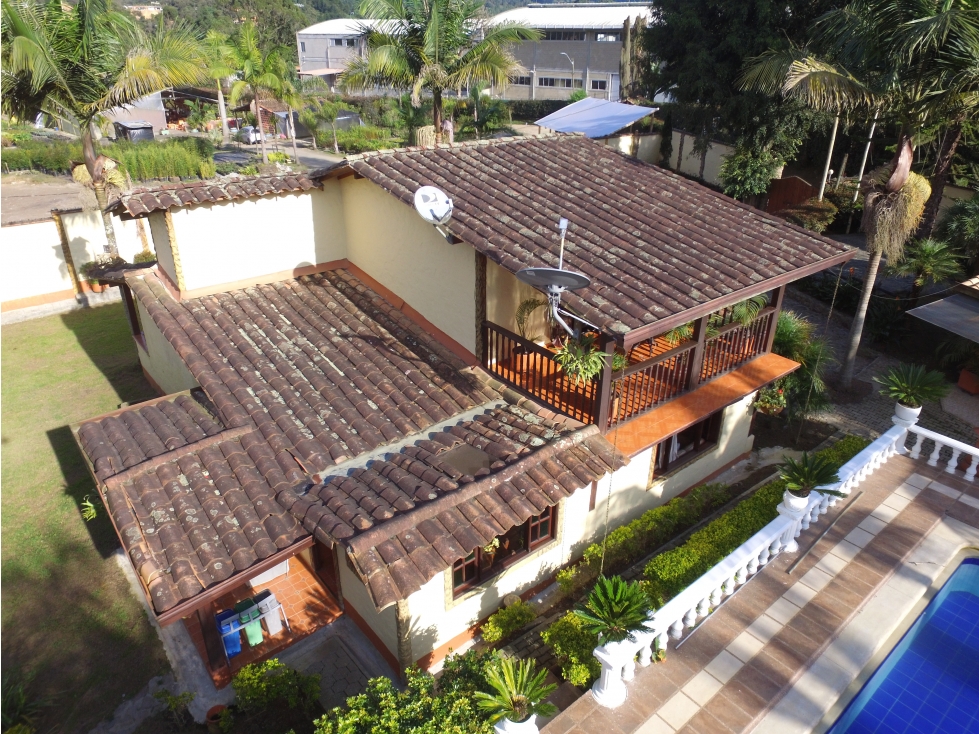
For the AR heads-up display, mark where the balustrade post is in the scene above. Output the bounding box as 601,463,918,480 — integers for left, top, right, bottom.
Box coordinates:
891,406,920,454
776,491,809,553
592,643,629,708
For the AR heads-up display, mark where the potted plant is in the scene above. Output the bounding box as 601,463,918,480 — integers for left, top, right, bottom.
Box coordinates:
872,363,950,422
609,351,629,419
779,452,843,512
475,656,557,734
553,335,610,387
573,575,652,646
752,386,786,415
482,537,500,566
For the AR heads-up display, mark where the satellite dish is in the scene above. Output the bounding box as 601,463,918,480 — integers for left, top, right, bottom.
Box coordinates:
516,268,590,291
413,186,453,225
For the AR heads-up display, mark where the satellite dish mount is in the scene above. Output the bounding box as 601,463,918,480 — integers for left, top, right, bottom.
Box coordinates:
515,217,593,337
413,186,459,244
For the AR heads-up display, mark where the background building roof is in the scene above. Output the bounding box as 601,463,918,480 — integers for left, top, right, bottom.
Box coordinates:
490,2,650,29
297,18,386,36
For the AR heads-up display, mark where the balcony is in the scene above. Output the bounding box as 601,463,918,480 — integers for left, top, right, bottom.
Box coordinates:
481,305,778,434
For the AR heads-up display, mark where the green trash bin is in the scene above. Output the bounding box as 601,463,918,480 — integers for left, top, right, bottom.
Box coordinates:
234,599,264,647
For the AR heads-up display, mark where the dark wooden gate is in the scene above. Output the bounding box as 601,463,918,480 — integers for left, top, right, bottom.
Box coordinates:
766,176,815,213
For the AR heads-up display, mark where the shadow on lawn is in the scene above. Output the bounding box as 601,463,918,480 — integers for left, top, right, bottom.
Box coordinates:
1,535,168,734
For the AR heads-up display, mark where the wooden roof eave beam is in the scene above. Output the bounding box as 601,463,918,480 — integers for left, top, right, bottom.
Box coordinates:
620,248,856,350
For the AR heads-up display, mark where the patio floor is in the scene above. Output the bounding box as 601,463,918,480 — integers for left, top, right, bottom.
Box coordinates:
543,453,979,734
184,554,343,688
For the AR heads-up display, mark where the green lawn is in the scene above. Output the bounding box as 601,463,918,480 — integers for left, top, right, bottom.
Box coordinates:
2,303,169,733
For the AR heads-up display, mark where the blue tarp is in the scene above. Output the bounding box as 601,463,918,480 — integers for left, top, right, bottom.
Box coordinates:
535,98,657,138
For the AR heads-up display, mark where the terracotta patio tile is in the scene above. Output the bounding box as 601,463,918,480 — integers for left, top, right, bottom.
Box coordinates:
607,698,652,733
769,625,821,668
576,707,626,734
728,660,784,704
684,708,736,734
634,666,682,703
836,559,884,589
946,502,979,528
785,607,838,647
719,677,768,720
703,690,755,733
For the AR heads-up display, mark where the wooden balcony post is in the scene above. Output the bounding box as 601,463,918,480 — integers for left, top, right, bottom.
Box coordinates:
596,333,616,431
687,316,709,390
475,253,487,364
764,286,785,353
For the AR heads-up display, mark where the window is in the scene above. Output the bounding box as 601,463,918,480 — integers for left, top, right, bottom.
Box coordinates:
451,506,557,594
330,38,357,46
595,32,620,42
543,30,585,41
300,41,306,52
510,75,531,86
650,411,722,480
538,77,578,88
591,79,607,91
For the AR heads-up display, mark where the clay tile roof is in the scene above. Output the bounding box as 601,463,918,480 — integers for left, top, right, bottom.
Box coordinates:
109,172,322,218
287,402,628,611
126,268,498,476
321,135,855,336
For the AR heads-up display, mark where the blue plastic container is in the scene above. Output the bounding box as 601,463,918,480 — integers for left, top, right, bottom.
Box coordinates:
215,608,242,659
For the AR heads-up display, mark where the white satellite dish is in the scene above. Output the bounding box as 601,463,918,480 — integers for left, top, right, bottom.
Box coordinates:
413,186,453,225
516,217,593,336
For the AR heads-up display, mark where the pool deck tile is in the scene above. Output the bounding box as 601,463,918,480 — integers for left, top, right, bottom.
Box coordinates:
543,453,979,734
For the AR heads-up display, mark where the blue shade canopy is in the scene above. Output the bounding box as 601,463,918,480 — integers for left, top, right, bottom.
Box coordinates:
535,98,657,138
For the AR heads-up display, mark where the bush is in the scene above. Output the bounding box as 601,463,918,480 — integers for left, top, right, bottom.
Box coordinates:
504,99,568,122
643,436,869,601
266,152,290,164
231,659,320,713
133,251,157,264
480,600,537,643
109,138,213,181
335,125,401,154
314,662,492,734
823,182,863,217
556,482,729,596
1,139,80,173
719,147,781,200
778,197,839,233
539,612,601,687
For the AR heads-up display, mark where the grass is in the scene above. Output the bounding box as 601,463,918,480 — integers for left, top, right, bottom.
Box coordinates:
1,303,168,733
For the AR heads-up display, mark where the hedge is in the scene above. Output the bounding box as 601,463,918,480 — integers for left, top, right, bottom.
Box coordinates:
556,483,728,596
643,435,869,602
504,99,568,122
480,600,536,643
539,611,601,688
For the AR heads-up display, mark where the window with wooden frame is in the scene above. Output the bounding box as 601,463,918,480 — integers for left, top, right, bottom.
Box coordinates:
451,506,557,595
650,411,722,480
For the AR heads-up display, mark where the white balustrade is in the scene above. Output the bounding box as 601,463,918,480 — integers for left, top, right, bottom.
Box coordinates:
906,424,979,481
590,420,922,709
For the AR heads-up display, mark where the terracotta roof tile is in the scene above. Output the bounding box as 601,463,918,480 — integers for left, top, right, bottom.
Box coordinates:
322,135,854,336
109,173,322,217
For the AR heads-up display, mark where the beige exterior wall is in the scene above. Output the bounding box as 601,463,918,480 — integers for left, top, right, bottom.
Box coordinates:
167,185,348,293
401,394,756,663
337,546,400,659
486,259,550,341
340,177,478,354
1,220,71,304
61,209,146,269
135,296,199,394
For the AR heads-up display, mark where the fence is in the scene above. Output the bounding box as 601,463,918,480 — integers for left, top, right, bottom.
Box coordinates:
606,343,695,430
700,309,774,382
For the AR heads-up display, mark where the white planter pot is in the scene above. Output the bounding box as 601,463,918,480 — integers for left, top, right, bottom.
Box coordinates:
494,714,538,734
894,402,922,423
782,490,810,513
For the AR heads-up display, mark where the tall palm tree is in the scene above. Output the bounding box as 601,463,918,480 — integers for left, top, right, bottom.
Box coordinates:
204,30,234,145
739,0,977,387
341,0,539,144
228,22,291,164
300,96,353,154
2,0,205,255
888,238,963,305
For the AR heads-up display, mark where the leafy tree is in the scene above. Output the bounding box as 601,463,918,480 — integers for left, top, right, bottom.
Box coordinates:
203,30,234,143
719,147,782,201
301,96,354,153
341,0,539,143
887,238,963,305
936,194,979,271
2,0,205,254
228,21,293,164
771,310,834,420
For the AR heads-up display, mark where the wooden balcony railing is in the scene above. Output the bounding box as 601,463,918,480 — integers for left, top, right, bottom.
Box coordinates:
606,342,695,430
700,308,775,382
482,302,779,432
482,322,599,424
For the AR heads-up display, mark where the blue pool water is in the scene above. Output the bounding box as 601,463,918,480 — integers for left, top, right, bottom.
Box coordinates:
828,558,979,734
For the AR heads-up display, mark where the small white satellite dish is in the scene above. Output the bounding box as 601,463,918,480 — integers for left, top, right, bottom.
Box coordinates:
413,186,453,226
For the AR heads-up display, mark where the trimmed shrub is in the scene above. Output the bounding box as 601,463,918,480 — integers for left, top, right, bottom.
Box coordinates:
480,600,537,643
778,197,839,234
557,482,729,596
643,436,869,601
0,139,80,173
266,152,290,164
505,99,568,122
335,125,401,154
539,612,600,687
231,658,320,713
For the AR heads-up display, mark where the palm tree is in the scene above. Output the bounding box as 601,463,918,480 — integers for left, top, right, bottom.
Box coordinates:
474,657,557,725
888,238,963,305
936,194,979,272
779,453,842,498
203,30,234,145
300,97,353,154
341,0,539,144
228,22,291,164
573,575,651,644
2,0,205,255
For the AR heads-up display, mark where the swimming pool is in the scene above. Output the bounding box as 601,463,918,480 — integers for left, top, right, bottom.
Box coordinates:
828,558,979,734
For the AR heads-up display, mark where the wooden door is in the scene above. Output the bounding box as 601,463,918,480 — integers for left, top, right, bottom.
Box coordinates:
313,542,341,600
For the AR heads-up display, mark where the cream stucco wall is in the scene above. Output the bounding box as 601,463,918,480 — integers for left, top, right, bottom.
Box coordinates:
400,395,757,663
61,209,146,267
147,212,177,286
167,185,348,293
340,177,477,354
486,259,550,341
1,220,71,304
135,296,199,394
337,546,400,659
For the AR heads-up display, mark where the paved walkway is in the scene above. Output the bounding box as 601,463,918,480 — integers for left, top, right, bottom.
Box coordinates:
543,453,979,734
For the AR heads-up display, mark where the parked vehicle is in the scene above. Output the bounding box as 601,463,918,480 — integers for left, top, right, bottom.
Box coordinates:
237,125,264,144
